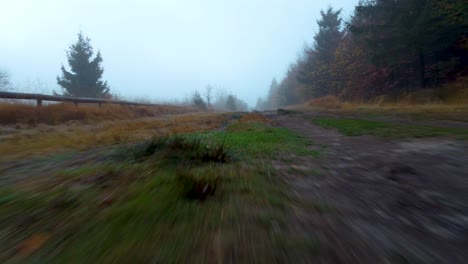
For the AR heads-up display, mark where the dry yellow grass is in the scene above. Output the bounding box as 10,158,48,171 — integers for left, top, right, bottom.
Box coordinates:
302,80,468,119
368,81,468,106
307,95,346,109
301,97,468,121
240,113,272,124
0,112,231,160
0,102,193,125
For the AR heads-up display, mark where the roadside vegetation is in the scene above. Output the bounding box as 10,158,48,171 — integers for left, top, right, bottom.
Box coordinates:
301,93,468,123
0,112,228,159
0,102,192,125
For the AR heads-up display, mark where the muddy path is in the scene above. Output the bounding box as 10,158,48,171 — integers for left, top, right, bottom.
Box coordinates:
269,111,468,263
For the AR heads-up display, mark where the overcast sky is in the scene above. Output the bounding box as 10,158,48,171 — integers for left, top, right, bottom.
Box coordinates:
1,0,358,106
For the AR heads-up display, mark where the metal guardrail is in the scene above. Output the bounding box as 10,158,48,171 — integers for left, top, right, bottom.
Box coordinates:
0,91,160,107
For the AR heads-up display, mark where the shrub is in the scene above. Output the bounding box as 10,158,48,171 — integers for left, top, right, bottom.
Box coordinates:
131,136,228,201
177,168,218,200
133,136,229,165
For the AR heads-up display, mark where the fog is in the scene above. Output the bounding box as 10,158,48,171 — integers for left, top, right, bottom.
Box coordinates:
1,0,357,106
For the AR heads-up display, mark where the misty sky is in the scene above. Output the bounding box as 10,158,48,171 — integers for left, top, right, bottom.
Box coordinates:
1,0,358,106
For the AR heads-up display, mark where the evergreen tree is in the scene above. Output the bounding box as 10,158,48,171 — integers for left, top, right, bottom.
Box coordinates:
299,7,343,97
225,95,237,111
192,91,207,110
234,97,249,111
277,66,301,106
314,7,343,63
261,0,467,105
255,97,265,110
351,0,467,89
267,78,279,108
56,32,110,98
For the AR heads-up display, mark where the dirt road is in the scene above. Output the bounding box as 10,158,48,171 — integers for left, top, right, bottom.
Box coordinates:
270,111,468,263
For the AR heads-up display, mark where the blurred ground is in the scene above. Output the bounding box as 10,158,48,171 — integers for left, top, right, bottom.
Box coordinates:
268,110,468,263
0,110,467,263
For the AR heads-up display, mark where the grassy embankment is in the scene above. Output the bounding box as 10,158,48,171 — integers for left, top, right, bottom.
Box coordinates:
294,79,468,122
285,80,468,139
0,113,319,263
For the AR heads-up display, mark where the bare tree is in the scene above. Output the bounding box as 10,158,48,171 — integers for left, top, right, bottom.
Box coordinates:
0,69,10,91
204,85,214,108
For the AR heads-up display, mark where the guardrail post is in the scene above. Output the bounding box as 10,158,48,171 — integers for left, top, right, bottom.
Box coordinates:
35,99,42,125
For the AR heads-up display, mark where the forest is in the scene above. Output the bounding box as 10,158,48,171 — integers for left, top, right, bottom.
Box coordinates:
257,0,467,109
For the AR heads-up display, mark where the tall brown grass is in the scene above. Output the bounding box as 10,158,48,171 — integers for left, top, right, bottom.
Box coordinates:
240,113,272,124
0,112,230,160
307,95,346,109
0,102,193,125
306,79,468,114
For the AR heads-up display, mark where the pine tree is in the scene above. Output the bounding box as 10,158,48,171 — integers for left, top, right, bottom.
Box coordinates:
56,32,110,98
225,95,237,111
255,97,265,110
265,0,467,104
300,7,343,97
267,78,279,108
314,7,343,63
192,91,207,110
351,0,467,89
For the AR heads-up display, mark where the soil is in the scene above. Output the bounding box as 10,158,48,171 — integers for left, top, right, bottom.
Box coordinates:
269,110,468,263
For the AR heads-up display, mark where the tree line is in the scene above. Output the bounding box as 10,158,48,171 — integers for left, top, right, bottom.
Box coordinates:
191,85,248,112
257,0,467,109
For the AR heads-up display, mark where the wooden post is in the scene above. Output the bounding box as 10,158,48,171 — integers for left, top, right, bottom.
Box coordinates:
35,99,42,125
74,102,79,108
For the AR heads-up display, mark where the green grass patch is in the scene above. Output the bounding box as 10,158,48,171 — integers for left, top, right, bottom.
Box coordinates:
192,122,318,158
313,117,468,139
